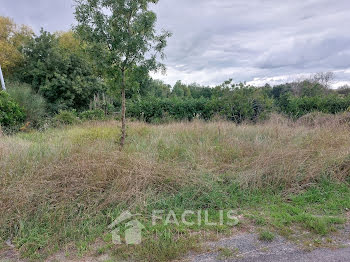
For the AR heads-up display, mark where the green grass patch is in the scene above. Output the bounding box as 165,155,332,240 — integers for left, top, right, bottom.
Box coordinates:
4,178,350,261
258,231,275,242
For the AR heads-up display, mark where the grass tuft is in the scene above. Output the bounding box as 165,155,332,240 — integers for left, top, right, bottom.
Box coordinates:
258,231,275,242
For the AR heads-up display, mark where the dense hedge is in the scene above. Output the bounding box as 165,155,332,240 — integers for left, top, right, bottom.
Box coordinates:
127,97,209,123
79,109,105,121
0,91,26,129
3,83,350,131
127,88,274,124
127,85,350,123
279,94,350,118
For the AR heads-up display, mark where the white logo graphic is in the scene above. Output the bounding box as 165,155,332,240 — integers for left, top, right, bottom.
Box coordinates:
108,211,145,245
108,209,239,245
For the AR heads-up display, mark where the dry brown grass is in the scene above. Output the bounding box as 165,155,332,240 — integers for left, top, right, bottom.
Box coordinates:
297,112,350,128
0,117,350,249
0,124,194,234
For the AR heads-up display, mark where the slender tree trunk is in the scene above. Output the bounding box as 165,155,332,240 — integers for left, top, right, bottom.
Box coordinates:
120,71,126,148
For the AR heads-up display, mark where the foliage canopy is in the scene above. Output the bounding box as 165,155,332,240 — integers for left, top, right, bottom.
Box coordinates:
0,16,33,76
16,30,106,113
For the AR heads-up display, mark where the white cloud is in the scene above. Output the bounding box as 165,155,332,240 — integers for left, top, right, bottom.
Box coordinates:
152,0,350,86
247,73,310,87
2,0,350,87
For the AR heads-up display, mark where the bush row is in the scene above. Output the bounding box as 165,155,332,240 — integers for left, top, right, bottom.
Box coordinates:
0,82,111,133
127,93,274,124
279,94,350,118
127,94,350,124
2,84,350,132
127,97,214,123
53,109,108,125
0,100,107,133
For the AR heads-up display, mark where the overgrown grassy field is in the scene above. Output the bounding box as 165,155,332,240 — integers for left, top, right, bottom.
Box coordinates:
1,116,350,261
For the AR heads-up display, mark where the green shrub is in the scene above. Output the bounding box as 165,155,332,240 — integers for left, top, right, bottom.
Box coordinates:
280,94,350,118
79,109,105,121
7,82,47,128
127,88,274,124
258,231,275,242
54,110,79,125
0,91,26,131
127,97,214,123
17,30,106,113
219,86,274,123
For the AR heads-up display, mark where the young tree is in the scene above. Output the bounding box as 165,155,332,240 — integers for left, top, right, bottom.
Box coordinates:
74,0,171,147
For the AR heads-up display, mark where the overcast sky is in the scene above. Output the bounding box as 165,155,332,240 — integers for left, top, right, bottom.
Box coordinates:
1,0,350,87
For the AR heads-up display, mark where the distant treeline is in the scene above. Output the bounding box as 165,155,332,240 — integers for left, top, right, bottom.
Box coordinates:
127,77,350,123
1,16,350,132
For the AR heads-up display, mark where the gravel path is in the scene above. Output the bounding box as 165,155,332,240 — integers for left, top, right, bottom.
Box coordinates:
183,231,350,262
2,227,350,261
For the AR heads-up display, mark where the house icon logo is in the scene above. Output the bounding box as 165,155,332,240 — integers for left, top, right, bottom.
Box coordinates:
108,211,145,245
